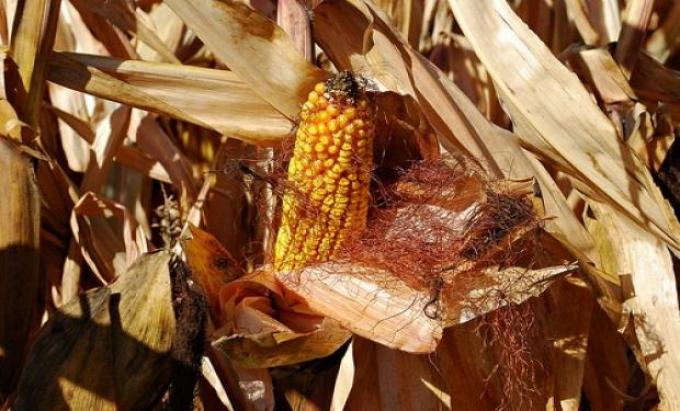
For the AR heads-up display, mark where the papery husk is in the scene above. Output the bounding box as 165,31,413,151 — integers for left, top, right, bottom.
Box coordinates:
277,261,576,354
214,317,350,369
329,278,595,411
0,138,40,401
13,251,177,411
210,270,350,368
278,263,442,354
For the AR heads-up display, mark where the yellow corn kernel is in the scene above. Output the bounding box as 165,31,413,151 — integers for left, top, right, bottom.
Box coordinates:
274,72,374,271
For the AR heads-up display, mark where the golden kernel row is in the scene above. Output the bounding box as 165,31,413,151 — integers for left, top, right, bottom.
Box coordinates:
274,76,375,272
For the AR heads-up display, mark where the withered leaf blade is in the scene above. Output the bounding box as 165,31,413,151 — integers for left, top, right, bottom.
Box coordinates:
46,52,293,144
447,0,680,254
164,0,327,118
14,251,176,411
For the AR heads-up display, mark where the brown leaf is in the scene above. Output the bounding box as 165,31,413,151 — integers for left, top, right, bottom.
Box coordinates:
340,336,455,410
71,0,180,63
645,1,680,62
70,191,147,283
631,51,680,107
537,278,594,410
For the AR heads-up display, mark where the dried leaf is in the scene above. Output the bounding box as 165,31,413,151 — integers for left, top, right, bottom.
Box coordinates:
47,52,293,144
70,191,147,282
329,339,355,411
14,251,176,410
645,0,680,62
134,111,197,200
631,51,680,106
563,0,605,46
164,0,326,118
81,104,131,193
567,48,637,105
231,365,274,411
137,3,184,62
537,278,594,410
73,0,180,63
448,0,680,254
67,0,137,59
614,0,654,78
342,336,453,410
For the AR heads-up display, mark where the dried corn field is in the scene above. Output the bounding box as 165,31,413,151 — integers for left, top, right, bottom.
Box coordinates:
1,0,680,410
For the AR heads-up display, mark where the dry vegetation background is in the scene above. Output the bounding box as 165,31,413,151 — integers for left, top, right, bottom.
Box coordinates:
2,0,680,410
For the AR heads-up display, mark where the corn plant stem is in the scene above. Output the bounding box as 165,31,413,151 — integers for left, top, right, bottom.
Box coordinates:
0,139,40,401
1,0,60,400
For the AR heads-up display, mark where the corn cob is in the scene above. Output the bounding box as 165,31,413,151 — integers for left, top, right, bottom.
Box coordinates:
274,72,374,271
